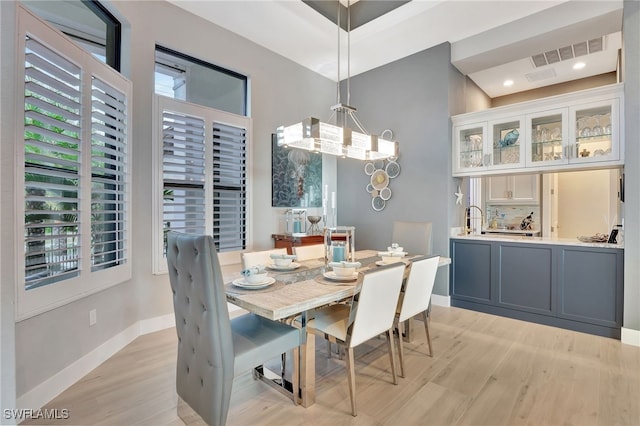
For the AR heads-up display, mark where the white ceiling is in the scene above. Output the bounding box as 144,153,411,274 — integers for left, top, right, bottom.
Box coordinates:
167,0,623,98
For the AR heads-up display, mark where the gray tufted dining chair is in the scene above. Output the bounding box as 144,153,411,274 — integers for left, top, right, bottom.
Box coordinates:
391,221,433,255
166,232,301,426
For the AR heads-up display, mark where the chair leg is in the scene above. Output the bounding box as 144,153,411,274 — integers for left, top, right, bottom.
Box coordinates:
291,346,300,405
281,353,287,381
345,346,357,416
421,310,433,357
396,320,406,378
385,329,398,385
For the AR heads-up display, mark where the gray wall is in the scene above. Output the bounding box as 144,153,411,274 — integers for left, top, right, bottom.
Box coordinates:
623,1,640,333
0,0,18,415
1,0,337,399
2,0,639,409
336,43,464,296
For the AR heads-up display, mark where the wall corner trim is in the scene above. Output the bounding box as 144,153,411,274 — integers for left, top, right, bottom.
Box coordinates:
621,327,640,347
16,314,176,411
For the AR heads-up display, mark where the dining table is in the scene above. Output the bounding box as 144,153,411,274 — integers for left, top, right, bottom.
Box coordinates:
222,249,451,407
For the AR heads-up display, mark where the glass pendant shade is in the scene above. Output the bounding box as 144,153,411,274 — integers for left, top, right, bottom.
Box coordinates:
277,117,350,155
278,117,398,160
275,1,398,161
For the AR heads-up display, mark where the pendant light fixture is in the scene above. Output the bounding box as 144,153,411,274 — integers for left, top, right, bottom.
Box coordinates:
276,0,398,161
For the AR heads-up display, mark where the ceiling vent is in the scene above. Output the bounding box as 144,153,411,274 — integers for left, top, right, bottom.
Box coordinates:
525,68,557,82
530,36,605,68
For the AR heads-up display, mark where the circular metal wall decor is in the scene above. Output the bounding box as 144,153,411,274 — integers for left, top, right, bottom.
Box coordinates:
364,162,376,175
379,186,392,201
371,169,389,190
372,196,385,211
363,130,399,211
385,161,400,179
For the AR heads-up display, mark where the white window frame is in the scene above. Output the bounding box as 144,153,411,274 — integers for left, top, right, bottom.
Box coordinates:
15,5,132,320
152,95,252,274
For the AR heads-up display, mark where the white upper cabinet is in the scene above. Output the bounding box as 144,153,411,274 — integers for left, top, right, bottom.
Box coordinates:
487,174,539,203
570,98,620,164
489,116,525,169
525,107,569,168
453,122,488,173
452,83,624,177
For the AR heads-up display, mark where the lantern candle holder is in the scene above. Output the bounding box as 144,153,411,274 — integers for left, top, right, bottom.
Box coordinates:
286,209,307,235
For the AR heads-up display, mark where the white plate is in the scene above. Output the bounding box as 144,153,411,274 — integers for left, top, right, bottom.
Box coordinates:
266,262,301,271
232,277,276,289
323,271,358,281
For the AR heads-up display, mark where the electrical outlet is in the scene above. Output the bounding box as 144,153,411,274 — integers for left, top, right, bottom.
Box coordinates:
89,309,97,326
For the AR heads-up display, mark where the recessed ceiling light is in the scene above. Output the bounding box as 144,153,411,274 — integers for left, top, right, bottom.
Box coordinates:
503,79,514,87
573,62,586,70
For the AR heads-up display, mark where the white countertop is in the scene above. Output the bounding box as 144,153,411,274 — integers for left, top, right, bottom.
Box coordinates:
452,233,624,249
482,228,540,235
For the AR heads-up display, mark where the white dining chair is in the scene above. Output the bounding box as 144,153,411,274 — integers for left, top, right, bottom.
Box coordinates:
307,264,406,416
292,244,325,261
166,232,301,425
242,248,288,268
392,221,433,255
395,255,440,377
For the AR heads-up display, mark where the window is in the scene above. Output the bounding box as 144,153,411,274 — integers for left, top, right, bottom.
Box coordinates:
154,46,247,116
21,0,121,70
153,96,250,274
18,5,131,318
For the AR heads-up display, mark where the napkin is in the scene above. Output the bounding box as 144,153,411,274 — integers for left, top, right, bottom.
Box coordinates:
241,265,266,276
269,253,298,260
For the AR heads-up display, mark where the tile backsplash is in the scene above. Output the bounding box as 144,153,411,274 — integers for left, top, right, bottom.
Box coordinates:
486,204,540,231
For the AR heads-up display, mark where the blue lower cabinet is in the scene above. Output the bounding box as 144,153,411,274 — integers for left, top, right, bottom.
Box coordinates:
450,238,623,339
451,240,492,303
497,244,554,315
558,247,623,328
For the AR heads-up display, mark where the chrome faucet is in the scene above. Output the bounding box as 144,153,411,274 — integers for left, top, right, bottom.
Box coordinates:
465,205,484,235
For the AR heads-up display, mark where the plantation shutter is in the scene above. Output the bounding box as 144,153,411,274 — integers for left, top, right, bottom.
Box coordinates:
154,96,249,270
213,122,247,252
162,110,207,239
91,77,128,270
24,36,82,289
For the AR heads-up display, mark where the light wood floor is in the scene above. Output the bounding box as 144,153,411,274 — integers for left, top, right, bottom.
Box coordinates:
25,306,640,426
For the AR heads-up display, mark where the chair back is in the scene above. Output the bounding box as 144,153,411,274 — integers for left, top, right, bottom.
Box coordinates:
392,221,433,255
398,256,440,322
242,248,288,268
166,232,234,426
292,244,325,261
348,264,405,348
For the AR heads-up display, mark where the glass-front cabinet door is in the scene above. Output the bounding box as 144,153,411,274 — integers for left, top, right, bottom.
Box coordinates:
489,116,524,169
454,122,487,173
570,98,619,164
525,108,568,167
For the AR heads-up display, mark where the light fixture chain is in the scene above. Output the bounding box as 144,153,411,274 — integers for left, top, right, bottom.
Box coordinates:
347,0,351,107
336,0,341,106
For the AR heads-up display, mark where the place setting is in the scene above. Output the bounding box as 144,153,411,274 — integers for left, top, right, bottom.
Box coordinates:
227,265,279,293
376,243,408,266
265,253,302,271
316,261,362,285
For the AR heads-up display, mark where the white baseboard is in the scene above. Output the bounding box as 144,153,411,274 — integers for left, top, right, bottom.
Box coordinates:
621,327,640,347
17,314,177,411
138,313,175,335
431,294,450,307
